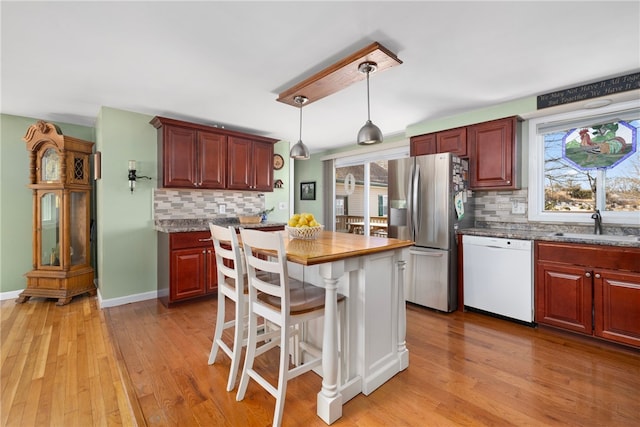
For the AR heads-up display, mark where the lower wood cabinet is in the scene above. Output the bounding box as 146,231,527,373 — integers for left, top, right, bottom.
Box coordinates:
535,241,640,348
158,231,217,307
157,225,285,307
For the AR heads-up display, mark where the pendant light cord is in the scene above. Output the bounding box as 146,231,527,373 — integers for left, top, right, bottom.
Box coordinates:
366,68,371,121
299,104,303,141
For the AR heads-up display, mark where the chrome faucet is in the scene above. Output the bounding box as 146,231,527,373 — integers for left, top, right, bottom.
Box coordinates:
591,209,603,235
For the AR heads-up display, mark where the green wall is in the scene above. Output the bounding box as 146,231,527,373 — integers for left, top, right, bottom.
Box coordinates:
0,114,94,294
95,107,157,303
264,141,291,223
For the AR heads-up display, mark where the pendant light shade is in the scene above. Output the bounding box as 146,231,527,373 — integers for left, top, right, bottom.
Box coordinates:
357,61,383,145
290,95,310,160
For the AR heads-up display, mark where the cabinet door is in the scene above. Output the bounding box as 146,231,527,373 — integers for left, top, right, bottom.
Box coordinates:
468,117,516,189
594,270,640,347
170,248,207,301
205,247,218,293
163,125,197,188
436,127,467,157
227,136,253,190
227,137,273,191
535,261,592,334
252,141,274,191
410,134,436,157
198,131,227,189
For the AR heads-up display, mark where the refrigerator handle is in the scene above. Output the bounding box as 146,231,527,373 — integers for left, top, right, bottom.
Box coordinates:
407,162,414,239
412,163,420,235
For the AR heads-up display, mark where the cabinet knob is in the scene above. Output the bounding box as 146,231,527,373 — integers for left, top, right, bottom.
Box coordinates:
585,272,591,278
202,249,206,254
506,180,511,184
595,273,601,279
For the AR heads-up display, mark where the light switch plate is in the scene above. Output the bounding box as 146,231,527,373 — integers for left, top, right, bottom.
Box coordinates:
511,201,525,214
219,204,226,214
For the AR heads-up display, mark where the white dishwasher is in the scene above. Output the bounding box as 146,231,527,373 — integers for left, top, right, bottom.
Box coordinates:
462,235,534,323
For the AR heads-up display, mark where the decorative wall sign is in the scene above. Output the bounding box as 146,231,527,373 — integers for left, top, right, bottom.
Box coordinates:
537,72,640,109
562,120,636,170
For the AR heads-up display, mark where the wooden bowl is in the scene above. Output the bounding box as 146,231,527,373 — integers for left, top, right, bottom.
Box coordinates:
239,216,262,224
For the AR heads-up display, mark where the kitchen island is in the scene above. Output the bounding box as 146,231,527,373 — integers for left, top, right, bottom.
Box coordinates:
278,231,413,424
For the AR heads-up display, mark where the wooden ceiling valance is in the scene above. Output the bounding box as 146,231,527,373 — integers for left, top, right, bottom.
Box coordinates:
277,42,402,108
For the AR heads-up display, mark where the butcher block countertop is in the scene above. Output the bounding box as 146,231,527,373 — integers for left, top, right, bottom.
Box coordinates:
278,230,413,266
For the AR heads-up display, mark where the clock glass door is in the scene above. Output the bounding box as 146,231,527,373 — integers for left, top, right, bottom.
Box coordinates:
70,191,88,266
40,191,61,268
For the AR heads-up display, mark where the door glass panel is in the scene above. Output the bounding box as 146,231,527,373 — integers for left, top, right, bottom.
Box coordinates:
335,165,364,234
70,192,87,266
334,163,388,235
41,192,60,266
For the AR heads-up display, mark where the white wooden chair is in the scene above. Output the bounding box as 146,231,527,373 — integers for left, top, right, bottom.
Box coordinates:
236,228,345,427
208,224,280,391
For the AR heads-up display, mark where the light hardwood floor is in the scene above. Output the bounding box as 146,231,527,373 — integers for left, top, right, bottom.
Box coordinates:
2,294,639,426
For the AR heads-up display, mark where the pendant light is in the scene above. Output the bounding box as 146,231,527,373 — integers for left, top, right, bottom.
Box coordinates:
289,95,310,159
357,61,383,145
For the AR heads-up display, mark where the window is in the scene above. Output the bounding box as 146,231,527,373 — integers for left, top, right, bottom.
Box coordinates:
528,100,639,225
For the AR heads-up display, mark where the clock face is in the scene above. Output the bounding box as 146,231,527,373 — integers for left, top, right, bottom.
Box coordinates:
273,154,284,170
42,148,60,182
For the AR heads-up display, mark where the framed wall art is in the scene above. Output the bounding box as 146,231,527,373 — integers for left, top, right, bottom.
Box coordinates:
300,181,316,200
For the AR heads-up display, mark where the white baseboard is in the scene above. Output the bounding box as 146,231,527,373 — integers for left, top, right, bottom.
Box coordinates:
98,289,158,308
1,288,157,308
0,289,24,301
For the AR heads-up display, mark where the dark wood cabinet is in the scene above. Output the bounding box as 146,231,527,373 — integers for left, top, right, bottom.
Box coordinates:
151,116,275,191
155,121,227,189
410,133,436,156
410,127,466,157
594,269,640,348
467,116,519,190
158,231,217,306
535,241,640,348
410,117,520,190
536,261,592,334
437,127,467,157
227,136,274,191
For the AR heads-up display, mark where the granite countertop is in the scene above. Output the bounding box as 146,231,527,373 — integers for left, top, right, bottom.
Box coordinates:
154,218,287,233
458,227,640,248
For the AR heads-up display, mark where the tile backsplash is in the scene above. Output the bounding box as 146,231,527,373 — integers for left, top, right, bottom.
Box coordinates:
474,189,529,224
153,189,265,220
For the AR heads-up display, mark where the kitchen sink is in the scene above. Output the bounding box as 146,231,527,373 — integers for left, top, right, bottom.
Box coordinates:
550,232,640,243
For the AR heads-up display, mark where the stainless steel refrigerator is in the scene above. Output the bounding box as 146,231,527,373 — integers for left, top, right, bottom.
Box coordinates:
388,152,473,312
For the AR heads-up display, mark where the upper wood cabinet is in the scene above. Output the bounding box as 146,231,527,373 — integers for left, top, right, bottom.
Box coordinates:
151,116,276,191
410,133,436,156
410,127,467,157
467,116,520,190
410,116,520,190
227,136,274,191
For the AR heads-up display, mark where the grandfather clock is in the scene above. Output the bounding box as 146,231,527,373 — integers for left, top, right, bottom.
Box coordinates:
16,121,95,306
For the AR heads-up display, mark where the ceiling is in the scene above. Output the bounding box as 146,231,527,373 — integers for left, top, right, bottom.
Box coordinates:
2,1,639,154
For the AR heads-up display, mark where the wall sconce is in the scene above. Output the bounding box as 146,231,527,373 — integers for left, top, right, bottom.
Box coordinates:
128,160,151,193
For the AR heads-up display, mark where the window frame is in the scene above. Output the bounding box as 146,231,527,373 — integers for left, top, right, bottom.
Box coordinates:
528,99,640,225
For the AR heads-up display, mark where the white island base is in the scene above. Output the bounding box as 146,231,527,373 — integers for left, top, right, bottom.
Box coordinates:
288,246,410,424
